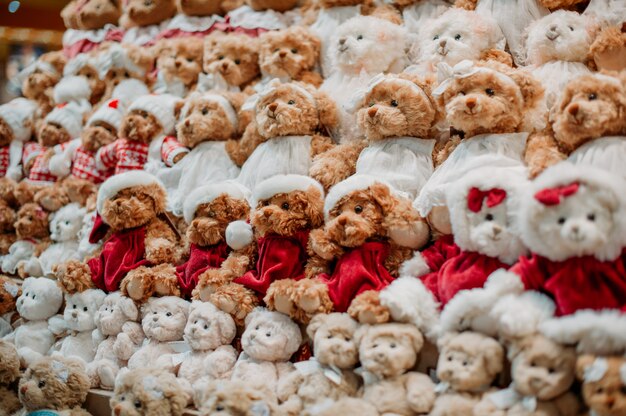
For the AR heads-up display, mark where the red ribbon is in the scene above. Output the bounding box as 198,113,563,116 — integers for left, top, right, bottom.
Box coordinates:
467,187,507,213
534,182,579,206
108,99,119,109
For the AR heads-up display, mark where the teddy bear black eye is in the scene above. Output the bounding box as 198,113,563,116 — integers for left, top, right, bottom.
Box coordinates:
85,73,92,79
218,55,224,60
557,217,566,225
345,336,350,341
354,205,363,214
83,307,88,312
166,312,172,317
486,88,495,96
356,35,363,40
274,48,279,52
263,201,270,206
368,102,374,107
187,58,194,63
548,368,556,374
621,386,626,395
234,59,241,65
144,0,152,5
287,100,295,105
454,34,462,40
327,334,333,339
216,405,225,411
459,91,466,96
153,311,157,315
597,387,604,393
569,26,574,31
447,356,453,361
372,344,378,348
587,213,595,221
291,48,298,53
135,400,142,409
266,332,271,337
73,304,77,309
485,214,494,221
281,202,290,210
255,325,260,330
588,93,597,100
204,324,209,329
390,343,396,348
202,108,209,115
124,71,130,78
463,361,468,366
208,211,215,218
120,396,126,401
38,380,46,388
390,100,398,107
194,320,198,324
433,35,439,40
32,294,35,299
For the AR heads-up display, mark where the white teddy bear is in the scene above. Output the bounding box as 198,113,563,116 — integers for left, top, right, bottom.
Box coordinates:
230,308,302,406
76,210,102,261
158,301,238,402
3,277,63,367
119,296,190,370
49,289,106,363
21,203,85,278
87,292,145,390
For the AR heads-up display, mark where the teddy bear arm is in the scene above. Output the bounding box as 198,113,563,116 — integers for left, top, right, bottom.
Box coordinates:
144,219,181,264
56,260,94,294
473,395,505,416
23,257,43,278
275,362,299,402
454,0,478,10
384,244,415,277
310,135,335,158
309,141,363,191
0,387,21,415
553,391,581,416
204,345,238,379
308,228,344,261
305,254,331,279
297,71,324,88
435,136,461,166
122,322,145,345
34,185,70,212
524,131,566,179
405,372,436,414
226,123,266,167
538,0,585,9
479,49,513,67
113,332,135,361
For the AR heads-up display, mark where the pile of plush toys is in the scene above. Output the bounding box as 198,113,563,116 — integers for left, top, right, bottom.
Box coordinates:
0,0,625,414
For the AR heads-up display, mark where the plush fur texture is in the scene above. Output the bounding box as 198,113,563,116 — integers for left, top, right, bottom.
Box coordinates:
202,32,260,90
153,37,204,95
176,0,235,16
111,367,187,416
0,340,21,416
591,23,626,72
121,0,176,28
576,355,626,416
75,0,122,30
21,51,66,117
194,379,278,416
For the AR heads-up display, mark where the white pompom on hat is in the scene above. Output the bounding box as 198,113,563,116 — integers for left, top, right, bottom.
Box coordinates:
0,98,37,142
252,174,324,208
44,102,84,139
97,170,164,215
183,180,252,223
128,94,181,135
53,75,92,106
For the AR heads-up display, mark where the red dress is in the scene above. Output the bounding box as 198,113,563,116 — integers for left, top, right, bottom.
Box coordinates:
234,230,309,296
510,250,626,316
317,241,395,313
176,243,229,298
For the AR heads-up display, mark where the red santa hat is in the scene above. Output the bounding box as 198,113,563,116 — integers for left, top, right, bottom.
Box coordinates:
128,94,180,136
88,99,124,131
0,98,37,142
324,174,391,219
96,170,164,216
183,180,251,223
252,174,323,208
44,102,84,139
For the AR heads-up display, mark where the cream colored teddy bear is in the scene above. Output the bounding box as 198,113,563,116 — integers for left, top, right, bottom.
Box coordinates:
357,323,436,415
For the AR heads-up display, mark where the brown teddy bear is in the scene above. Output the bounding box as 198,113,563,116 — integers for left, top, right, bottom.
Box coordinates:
0,340,20,416
356,323,436,415
576,354,626,416
431,331,504,416
120,0,177,45
151,37,204,97
111,367,188,416
278,313,361,413
0,276,21,336
231,81,336,190
95,44,150,103
62,54,106,106
0,97,37,182
591,23,626,72
268,175,427,324
194,379,279,416
55,171,181,300
258,26,323,87
176,0,238,16
311,72,444,194
525,72,626,178
76,0,122,30
17,354,91,415
198,175,324,324
198,32,260,93
19,51,66,120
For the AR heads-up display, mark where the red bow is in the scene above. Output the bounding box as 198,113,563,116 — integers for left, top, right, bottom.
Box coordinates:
467,187,507,213
57,102,67,109
534,182,579,206
108,99,119,109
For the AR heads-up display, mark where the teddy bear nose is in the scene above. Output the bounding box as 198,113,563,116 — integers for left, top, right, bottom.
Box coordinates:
568,104,579,116
153,316,159,322
493,226,501,235
339,38,346,45
114,406,122,416
466,98,477,109
176,61,182,68
279,50,287,58
20,386,27,394
368,107,378,118
439,39,447,47
72,311,78,318
268,103,278,112
221,62,229,70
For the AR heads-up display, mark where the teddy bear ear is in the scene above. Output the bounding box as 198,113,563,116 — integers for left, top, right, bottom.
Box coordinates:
353,324,371,346
436,332,457,350
215,311,237,344
508,69,544,111
119,295,139,321
304,187,325,229
481,336,505,377
313,90,339,133
368,182,397,217
174,100,185,120
576,354,598,381
405,325,424,352
306,313,329,340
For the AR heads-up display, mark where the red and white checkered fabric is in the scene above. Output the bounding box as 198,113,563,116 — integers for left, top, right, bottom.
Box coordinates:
97,138,149,174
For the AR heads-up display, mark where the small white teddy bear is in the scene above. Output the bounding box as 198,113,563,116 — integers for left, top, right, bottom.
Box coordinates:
22,203,86,278
157,301,238,402
3,277,63,367
49,288,106,363
121,296,190,370
87,292,144,390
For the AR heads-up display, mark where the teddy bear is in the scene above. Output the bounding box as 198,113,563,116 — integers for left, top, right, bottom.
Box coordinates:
0,97,37,182
575,354,626,416
61,0,123,58
584,0,626,72
278,313,361,413
3,277,63,367
62,54,106,107
0,276,21,337
95,44,150,102
164,92,246,216
48,288,106,364
1,203,50,276
121,0,177,46
17,354,91,415
430,331,504,415
86,291,144,390
111,367,188,416
408,8,509,76
230,308,302,405
384,0,452,35
151,37,204,97
525,72,626,179
356,322,436,415
415,59,544,235
18,51,66,120
475,334,580,416
55,171,181,299
483,162,626,317
268,175,428,324
193,379,279,416
304,397,380,416
174,181,251,299
311,72,444,194
199,175,324,323
524,10,594,111
257,26,323,87
119,296,189,370
320,15,408,142
0,340,21,416
157,301,238,402
198,32,260,93
0,179,19,256
232,81,336,190
20,203,85,278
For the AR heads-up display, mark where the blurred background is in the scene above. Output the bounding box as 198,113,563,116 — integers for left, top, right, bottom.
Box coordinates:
0,0,66,101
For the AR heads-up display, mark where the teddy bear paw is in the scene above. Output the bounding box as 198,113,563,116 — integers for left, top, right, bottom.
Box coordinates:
265,279,298,315
348,291,390,324
56,260,94,294
121,268,154,302
294,280,333,315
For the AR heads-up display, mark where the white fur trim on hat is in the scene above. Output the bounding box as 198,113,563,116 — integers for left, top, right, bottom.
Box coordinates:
112,79,150,109
243,79,316,113
520,162,626,262
324,174,389,218
96,43,143,79
184,93,238,129
183,180,251,223
226,220,254,250
252,174,323,208
348,74,429,113
88,99,124,130
97,171,163,215
53,75,91,106
129,94,180,135
44,103,84,139
63,53,94,77
0,98,36,142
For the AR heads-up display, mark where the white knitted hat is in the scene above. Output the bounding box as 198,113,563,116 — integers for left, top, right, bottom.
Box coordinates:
63,53,95,77
44,103,84,139
0,98,37,142
97,170,163,215
96,43,144,79
53,75,92,106
88,99,124,130
128,94,180,135
324,174,390,218
252,174,324,208
183,180,251,223
111,79,150,109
